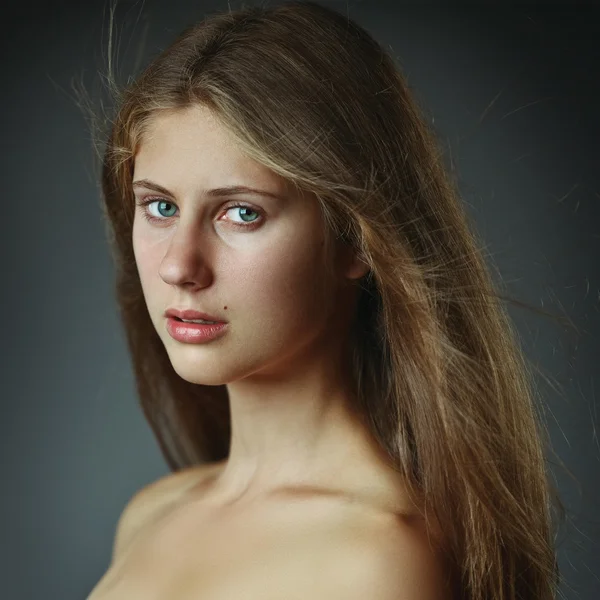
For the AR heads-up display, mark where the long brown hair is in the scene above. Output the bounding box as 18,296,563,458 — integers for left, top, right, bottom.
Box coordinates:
81,1,568,598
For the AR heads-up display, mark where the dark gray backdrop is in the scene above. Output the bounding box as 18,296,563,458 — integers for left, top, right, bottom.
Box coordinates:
1,1,598,599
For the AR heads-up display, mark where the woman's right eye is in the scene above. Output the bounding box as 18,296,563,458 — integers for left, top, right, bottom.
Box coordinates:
136,197,178,223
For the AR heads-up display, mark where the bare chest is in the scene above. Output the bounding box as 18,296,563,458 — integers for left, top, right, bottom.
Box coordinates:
87,496,378,600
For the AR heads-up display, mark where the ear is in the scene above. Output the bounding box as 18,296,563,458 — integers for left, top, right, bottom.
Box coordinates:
338,243,370,281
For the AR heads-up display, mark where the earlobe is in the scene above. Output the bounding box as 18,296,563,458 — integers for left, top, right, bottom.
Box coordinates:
335,241,370,281
344,251,370,281
346,260,370,281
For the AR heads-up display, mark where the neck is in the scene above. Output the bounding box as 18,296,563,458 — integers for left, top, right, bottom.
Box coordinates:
207,333,398,510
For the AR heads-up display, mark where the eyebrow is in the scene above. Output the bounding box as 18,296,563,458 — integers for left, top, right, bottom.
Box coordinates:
131,178,286,202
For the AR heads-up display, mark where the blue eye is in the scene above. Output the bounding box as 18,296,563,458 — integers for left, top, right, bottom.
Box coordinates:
228,205,260,224
150,200,177,218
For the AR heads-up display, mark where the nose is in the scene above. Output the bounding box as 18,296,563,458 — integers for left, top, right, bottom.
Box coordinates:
158,221,214,289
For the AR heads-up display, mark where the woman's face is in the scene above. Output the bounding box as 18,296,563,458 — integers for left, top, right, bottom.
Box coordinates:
132,105,362,385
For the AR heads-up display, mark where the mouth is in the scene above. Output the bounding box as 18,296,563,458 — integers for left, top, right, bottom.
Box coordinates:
165,308,227,323
166,314,228,343
170,316,220,324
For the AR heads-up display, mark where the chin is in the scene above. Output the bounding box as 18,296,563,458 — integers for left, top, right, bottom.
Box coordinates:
173,365,229,387
166,351,229,386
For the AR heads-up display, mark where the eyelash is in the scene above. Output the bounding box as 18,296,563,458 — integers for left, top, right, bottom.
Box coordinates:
134,197,264,230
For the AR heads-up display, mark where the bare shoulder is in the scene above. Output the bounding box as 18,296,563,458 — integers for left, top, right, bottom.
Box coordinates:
328,512,453,600
110,461,221,564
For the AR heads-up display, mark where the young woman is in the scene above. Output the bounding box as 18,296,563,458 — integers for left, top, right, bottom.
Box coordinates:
86,1,563,598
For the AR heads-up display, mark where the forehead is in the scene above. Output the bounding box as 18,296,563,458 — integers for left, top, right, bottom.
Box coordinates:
133,105,288,193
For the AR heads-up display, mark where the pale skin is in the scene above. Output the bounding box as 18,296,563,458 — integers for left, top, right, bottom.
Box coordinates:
87,105,452,599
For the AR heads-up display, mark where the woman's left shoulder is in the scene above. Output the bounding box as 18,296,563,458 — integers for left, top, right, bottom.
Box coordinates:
325,509,453,600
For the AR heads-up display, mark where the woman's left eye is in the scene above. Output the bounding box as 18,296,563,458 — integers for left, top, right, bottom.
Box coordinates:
224,205,262,225
135,198,263,229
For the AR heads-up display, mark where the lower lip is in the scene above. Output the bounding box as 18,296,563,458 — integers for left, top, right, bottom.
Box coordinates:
166,317,228,343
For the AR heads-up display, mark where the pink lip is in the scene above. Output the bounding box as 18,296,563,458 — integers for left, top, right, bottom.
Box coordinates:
165,308,227,323
166,317,228,343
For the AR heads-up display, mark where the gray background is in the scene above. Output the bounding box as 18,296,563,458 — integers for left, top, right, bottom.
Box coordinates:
1,1,598,598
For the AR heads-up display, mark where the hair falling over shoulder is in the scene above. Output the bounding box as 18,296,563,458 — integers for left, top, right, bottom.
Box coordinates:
78,1,568,598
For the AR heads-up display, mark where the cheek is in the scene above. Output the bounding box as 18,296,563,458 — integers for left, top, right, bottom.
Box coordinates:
132,231,163,290
229,236,332,322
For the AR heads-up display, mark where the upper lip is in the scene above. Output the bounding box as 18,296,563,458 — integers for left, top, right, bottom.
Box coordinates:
165,308,228,323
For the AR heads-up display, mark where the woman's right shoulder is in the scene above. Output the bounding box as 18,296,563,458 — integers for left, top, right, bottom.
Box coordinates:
110,461,222,564
132,462,221,504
